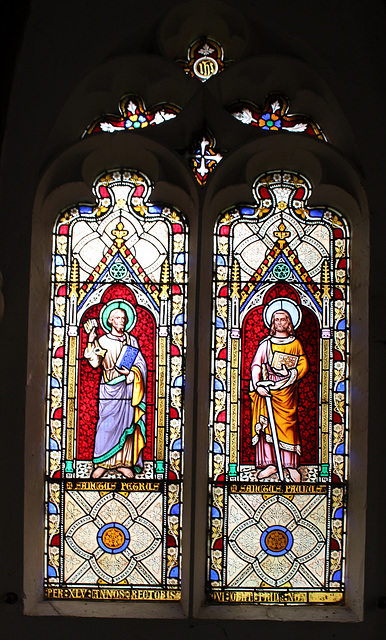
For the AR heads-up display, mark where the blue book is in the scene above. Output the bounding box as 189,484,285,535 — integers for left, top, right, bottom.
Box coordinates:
115,344,139,370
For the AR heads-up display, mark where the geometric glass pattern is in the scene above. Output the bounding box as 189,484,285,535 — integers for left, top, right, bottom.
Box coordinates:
45,169,188,601
207,170,348,604
230,95,326,140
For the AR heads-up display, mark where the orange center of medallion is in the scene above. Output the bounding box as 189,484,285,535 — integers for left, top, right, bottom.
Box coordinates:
265,530,288,553
101,527,125,550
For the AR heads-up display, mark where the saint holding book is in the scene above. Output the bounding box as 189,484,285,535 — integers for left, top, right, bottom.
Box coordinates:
249,299,309,482
84,301,147,479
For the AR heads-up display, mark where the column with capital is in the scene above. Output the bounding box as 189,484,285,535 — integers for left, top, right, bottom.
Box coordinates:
229,260,240,478
320,260,332,478
156,259,169,475
65,259,79,474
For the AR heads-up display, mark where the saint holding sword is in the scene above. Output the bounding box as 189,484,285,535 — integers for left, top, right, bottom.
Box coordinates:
250,299,309,482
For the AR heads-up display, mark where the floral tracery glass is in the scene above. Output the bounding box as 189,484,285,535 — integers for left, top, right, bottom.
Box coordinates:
207,170,348,604
45,169,188,601
230,95,326,140
83,95,180,136
190,131,223,185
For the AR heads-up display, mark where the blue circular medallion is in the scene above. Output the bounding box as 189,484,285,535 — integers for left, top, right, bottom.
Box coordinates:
97,522,130,554
260,525,293,556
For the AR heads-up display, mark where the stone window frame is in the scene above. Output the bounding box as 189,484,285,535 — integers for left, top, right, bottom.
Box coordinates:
24,47,368,622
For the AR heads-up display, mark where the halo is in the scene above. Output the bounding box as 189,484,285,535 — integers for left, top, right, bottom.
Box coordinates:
100,299,137,333
263,297,302,329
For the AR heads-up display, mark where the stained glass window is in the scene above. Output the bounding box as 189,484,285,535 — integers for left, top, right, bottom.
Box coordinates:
45,169,188,602
230,95,326,140
207,170,348,605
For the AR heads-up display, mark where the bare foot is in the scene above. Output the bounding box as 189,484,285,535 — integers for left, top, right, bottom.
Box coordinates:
91,467,106,479
118,467,135,478
287,468,301,483
257,464,277,479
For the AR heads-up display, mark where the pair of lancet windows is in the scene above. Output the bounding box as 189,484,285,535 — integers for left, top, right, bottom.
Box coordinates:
45,166,349,607
41,36,352,612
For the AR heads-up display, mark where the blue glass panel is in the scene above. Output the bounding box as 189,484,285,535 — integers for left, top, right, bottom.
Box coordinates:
217,255,225,265
332,570,341,581
212,506,221,518
79,206,93,214
51,377,59,388
176,253,185,264
213,441,222,453
170,567,179,578
53,315,62,327
174,376,183,387
49,438,59,450
172,438,182,450
214,378,223,390
334,507,343,519
148,206,162,214
336,443,344,455
171,504,180,515
55,255,65,266
241,207,255,216
310,209,323,218
337,381,345,392
48,565,57,577
174,313,184,325
337,319,346,330
216,316,224,328
210,569,219,580
48,502,58,514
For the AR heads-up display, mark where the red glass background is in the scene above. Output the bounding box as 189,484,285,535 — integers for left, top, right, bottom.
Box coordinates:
240,283,319,465
76,283,156,461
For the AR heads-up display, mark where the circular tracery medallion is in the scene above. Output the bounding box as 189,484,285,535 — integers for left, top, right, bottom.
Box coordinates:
110,261,128,280
193,57,218,80
273,262,290,280
260,525,293,556
97,523,130,554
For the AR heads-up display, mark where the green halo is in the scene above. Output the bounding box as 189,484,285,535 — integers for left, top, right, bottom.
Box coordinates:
100,299,136,333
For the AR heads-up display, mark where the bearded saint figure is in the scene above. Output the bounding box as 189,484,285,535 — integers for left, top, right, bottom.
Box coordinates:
84,305,147,479
249,300,309,482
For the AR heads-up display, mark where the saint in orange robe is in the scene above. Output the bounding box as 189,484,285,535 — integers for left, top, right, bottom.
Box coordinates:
249,336,308,468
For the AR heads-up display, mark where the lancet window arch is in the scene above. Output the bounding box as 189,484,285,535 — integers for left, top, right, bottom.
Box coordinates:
207,170,349,605
45,169,187,599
